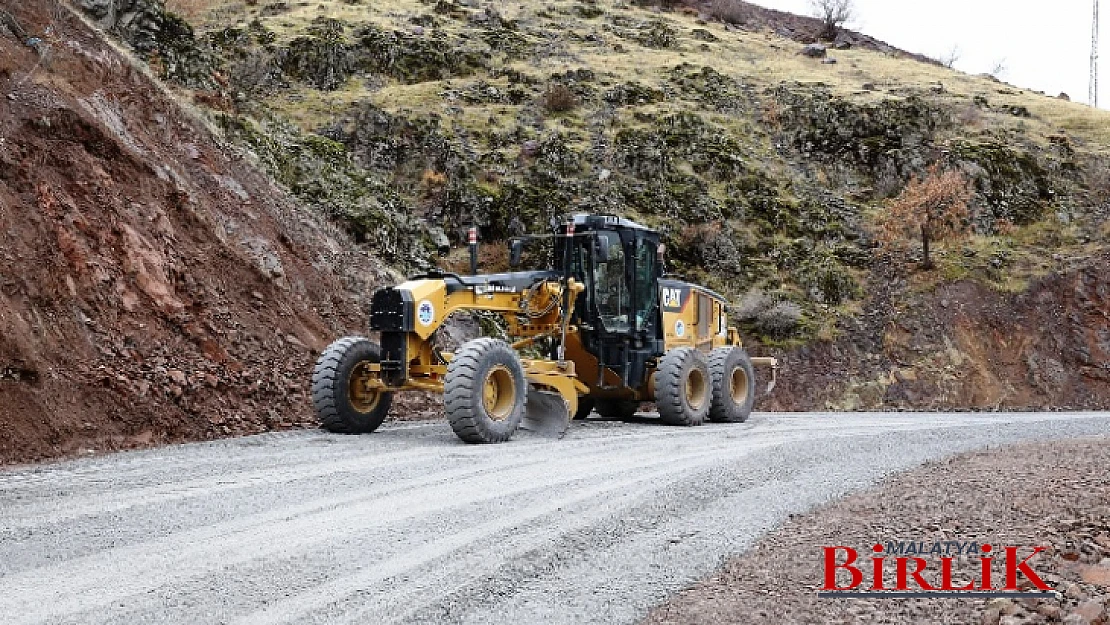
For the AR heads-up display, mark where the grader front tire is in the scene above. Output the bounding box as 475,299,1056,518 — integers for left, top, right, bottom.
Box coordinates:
445,338,527,444
654,348,711,427
312,337,393,434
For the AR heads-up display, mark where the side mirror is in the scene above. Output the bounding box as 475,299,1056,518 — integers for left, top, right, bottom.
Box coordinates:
510,239,524,268
596,235,611,263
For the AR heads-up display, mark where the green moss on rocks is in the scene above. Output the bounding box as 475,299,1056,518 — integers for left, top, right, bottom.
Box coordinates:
608,16,678,50
216,114,432,265
355,25,485,83
774,87,948,171
279,20,353,90
603,82,665,106
614,112,750,181
950,140,1055,226
669,64,752,113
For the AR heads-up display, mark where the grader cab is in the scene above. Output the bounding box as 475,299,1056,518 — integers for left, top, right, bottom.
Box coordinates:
311,215,777,443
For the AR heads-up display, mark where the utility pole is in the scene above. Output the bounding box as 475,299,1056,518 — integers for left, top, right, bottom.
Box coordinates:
1093,0,1101,107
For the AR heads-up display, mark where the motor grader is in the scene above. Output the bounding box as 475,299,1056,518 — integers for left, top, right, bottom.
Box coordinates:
311,214,777,443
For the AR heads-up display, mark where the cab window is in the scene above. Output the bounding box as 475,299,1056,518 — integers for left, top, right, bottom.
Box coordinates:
632,238,657,331
594,231,629,332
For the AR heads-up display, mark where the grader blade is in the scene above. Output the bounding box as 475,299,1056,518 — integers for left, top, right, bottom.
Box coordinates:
521,389,570,437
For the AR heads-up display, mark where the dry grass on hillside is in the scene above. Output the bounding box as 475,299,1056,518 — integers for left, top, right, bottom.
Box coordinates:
163,0,220,21
170,0,1110,153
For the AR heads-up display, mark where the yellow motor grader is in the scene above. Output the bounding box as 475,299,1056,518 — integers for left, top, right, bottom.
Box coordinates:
311,215,777,443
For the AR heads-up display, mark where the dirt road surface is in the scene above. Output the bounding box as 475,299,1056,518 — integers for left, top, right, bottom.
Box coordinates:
2,412,1109,625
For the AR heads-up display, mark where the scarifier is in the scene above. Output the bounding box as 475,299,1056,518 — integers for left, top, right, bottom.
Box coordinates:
311,215,778,443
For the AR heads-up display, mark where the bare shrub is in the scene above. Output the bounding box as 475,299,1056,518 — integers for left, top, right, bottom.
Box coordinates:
755,301,803,338
809,0,853,40
958,103,983,128
708,0,752,26
988,58,1008,79
421,168,448,188
541,84,579,113
734,289,772,321
876,164,973,269
938,45,961,69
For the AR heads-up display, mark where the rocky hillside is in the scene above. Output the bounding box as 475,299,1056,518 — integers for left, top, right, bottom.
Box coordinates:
120,0,1109,408
0,0,427,463
0,0,1107,463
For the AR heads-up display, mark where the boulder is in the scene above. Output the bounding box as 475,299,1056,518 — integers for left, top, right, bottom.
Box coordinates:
77,0,115,24
800,43,827,58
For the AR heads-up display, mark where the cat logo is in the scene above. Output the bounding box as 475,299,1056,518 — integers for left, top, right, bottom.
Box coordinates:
662,287,684,310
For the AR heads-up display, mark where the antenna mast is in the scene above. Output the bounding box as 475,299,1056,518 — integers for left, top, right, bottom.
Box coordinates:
1094,0,1101,107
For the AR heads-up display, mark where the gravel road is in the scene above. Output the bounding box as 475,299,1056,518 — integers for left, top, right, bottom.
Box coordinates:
2,411,1109,625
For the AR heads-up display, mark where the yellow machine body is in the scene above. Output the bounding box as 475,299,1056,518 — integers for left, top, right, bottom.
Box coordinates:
359,276,591,419
317,215,778,442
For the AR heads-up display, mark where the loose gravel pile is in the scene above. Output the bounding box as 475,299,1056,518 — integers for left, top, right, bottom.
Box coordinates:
645,437,1110,625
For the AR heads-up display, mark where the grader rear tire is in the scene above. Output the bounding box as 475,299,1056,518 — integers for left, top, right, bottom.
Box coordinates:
594,398,639,420
445,338,527,444
312,337,393,434
654,347,711,427
707,347,756,423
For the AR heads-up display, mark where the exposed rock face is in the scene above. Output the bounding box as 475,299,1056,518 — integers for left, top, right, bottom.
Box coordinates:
78,0,165,48
767,256,1110,411
77,0,218,88
0,1,407,464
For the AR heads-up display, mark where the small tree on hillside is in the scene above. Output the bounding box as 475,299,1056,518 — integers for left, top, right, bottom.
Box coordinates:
877,165,973,269
810,0,854,40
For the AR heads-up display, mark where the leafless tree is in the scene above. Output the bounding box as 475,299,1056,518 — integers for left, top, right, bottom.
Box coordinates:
989,58,1008,79
810,0,854,40
939,45,961,69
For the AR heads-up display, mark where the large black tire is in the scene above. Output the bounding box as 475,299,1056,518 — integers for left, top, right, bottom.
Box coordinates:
707,347,756,423
594,398,639,420
445,338,527,443
312,337,393,434
655,347,711,427
573,397,595,420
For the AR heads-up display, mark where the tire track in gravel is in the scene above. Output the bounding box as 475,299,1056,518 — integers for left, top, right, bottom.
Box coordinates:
0,429,783,623
2,412,1109,625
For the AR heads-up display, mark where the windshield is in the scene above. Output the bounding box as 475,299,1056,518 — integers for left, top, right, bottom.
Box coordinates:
593,231,630,333
632,237,657,331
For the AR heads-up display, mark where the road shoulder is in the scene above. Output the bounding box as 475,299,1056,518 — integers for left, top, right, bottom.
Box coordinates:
644,437,1110,625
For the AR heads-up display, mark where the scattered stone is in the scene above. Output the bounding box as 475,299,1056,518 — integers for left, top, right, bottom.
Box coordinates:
1073,599,1106,623
1080,565,1110,587
167,369,187,385
691,28,718,42
800,43,827,58
1038,604,1063,620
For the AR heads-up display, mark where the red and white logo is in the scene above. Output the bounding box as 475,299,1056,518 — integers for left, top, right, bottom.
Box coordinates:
820,541,1055,598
